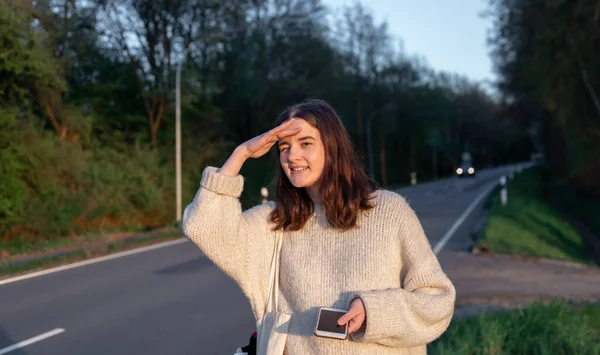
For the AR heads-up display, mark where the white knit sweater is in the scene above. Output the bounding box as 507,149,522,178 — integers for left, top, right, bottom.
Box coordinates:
183,167,456,354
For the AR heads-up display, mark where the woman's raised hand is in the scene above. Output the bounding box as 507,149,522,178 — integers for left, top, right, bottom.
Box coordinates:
240,119,301,159
218,119,301,177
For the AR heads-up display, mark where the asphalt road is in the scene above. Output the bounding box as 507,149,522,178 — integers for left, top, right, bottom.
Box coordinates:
0,164,529,355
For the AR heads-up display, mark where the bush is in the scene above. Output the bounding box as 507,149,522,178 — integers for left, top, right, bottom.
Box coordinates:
0,109,28,220
1,120,222,243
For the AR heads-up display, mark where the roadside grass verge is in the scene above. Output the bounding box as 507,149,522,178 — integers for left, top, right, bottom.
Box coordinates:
478,167,591,265
0,229,183,278
429,300,600,355
1,224,143,256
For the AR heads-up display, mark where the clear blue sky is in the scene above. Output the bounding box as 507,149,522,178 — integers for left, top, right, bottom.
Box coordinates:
324,0,494,83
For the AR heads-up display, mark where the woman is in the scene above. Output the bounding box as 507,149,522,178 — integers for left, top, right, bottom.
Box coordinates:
183,99,455,354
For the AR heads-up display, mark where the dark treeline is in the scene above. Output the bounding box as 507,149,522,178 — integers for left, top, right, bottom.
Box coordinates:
1,0,531,243
488,0,600,194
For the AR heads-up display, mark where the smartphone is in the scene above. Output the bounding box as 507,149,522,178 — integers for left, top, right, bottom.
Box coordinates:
314,307,348,340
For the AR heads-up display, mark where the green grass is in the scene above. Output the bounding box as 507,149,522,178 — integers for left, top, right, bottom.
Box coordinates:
0,230,183,278
0,223,174,255
429,300,600,355
1,233,99,255
478,168,591,265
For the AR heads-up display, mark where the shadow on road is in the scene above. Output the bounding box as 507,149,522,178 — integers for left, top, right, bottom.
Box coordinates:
153,256,214,275
0,327,29,355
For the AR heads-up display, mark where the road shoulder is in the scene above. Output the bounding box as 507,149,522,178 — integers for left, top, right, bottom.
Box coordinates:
439,250,600,318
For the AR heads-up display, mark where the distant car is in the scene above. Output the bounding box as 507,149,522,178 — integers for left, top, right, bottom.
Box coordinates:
456,162,476,177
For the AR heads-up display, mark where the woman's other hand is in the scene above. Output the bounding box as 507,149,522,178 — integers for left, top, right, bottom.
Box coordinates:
338,298,366,334
239,118,301,159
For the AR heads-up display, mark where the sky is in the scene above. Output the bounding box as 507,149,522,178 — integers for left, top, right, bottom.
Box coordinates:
323,0,495,84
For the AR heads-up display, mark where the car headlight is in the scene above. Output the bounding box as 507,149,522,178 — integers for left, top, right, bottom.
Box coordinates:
456,168,463,174
468,167,475,174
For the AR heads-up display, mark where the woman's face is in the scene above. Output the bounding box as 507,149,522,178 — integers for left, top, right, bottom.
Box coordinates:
277,118,326,191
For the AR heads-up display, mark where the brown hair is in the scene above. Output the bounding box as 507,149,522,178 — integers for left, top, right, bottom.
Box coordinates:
269,99,377,231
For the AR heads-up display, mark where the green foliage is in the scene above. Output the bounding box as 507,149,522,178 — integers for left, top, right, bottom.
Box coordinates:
0,0,534,243
1,122,221,242
429,300,600,355
549,176,600,239
488,0,600,193
0,1,64,105
0,109,28,219
479,167,590,265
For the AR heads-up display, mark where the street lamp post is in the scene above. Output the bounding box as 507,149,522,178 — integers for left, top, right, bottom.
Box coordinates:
175,46,191,222
366,110,376,180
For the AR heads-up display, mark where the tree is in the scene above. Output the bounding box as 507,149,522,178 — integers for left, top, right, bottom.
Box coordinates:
488,0,600,192
0,1,63,219
0,1,64,111
99,0,188,148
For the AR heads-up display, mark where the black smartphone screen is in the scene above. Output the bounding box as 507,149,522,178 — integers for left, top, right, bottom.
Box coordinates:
317,309,347,334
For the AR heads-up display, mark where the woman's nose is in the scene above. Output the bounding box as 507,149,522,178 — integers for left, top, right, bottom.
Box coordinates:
288,146,301,161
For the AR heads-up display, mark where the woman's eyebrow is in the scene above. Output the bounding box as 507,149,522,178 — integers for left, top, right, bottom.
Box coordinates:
278,135,316,145
298,136,316,141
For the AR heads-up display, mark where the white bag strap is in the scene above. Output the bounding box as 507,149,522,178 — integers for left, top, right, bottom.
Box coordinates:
265,232,283,314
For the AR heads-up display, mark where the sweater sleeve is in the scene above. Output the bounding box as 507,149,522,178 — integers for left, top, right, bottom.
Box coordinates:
346,200,456,348
182,166,273,295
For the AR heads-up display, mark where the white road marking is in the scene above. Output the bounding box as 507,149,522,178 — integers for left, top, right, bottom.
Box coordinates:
433,182,498,255
0,328,65,354
0,238,188,286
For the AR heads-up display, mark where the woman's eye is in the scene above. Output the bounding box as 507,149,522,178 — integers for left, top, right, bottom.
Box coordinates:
302,142,311,147
279,147,289,152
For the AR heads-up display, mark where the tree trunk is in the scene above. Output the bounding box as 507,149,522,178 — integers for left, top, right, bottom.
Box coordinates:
148,97,165,149
355,88,364,154
378,117,387,186
42,105,67,140
566,32,600,120
432,144,438,179
16,0,32,12
38,85,70,141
